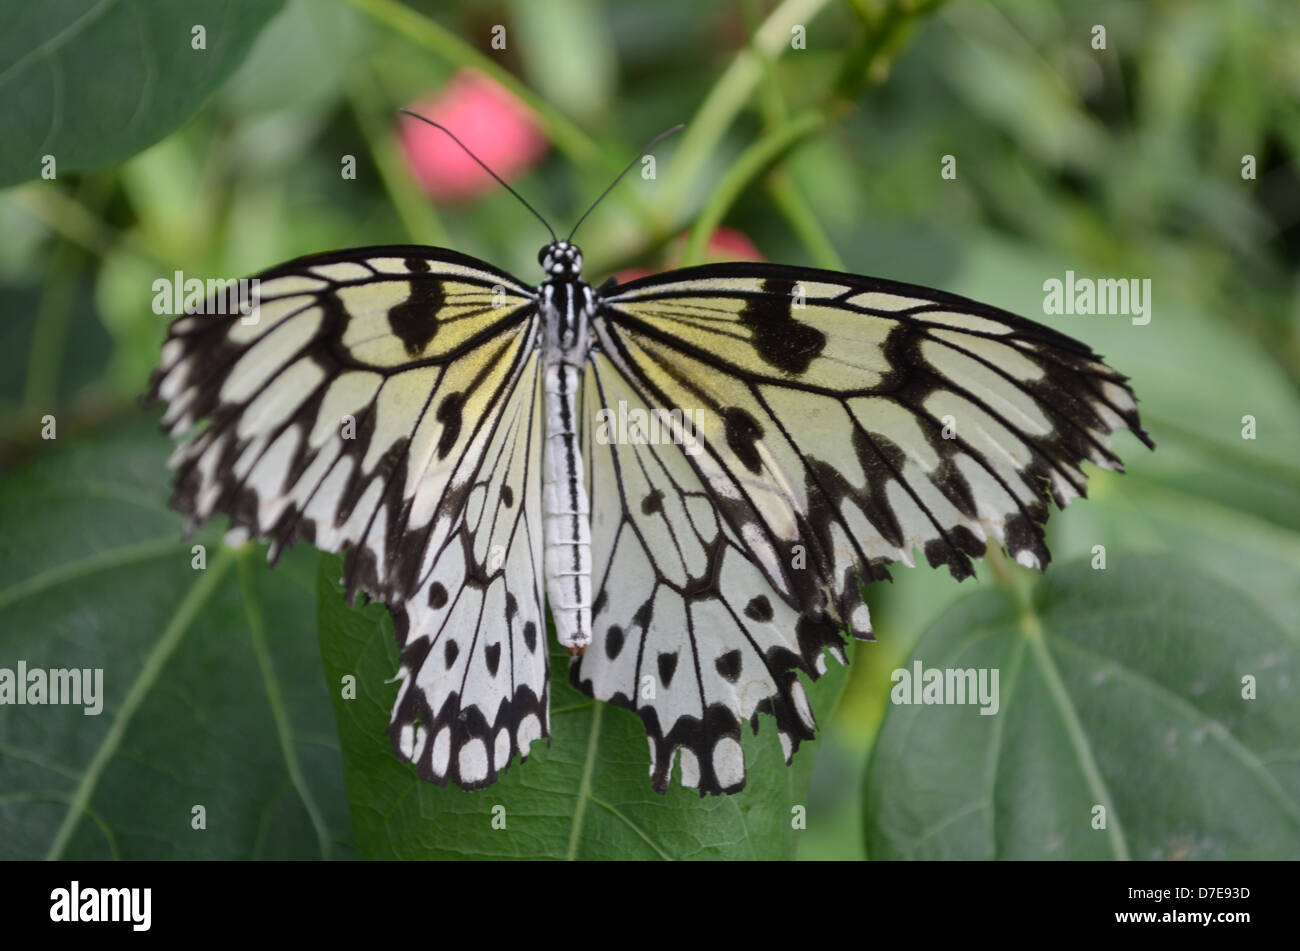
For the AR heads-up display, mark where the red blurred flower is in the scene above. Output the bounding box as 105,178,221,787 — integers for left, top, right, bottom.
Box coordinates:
698,226,762,263
609,227,763,286
399,70,548,203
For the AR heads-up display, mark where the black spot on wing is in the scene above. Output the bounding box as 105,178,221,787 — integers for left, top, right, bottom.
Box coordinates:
641,489,664,515
744,595,773,622
444,639,459,669
723,407,764,475
715,650,742,683
428,582,448,609
605,625,625,660
523,621,538,653
435,392,464,459
501,485,514,508
737,277,827,374
388,279,445,356
485,642,501,677
657,651,679,689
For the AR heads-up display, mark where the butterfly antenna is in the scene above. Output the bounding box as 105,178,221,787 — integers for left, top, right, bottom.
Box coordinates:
566,124,685,243
399,109,557,242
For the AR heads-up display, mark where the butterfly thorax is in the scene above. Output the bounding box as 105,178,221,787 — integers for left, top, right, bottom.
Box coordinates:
537,240,595,651
538,240,594,358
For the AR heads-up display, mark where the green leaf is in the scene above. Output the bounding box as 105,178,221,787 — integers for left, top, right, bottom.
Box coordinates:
0,0,286,188
864,555,1300,859
219,0,372,116
317,553,850,859
0,418,352,859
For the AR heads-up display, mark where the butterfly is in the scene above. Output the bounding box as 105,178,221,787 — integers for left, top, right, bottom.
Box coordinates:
146,117,1151,796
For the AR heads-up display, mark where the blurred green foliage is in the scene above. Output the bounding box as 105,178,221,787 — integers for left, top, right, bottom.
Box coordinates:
1,0,1297,860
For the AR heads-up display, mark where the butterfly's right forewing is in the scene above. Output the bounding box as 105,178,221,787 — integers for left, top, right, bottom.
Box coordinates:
148,246,551,789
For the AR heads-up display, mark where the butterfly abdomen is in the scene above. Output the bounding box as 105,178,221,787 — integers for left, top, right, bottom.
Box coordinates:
541,278,595,650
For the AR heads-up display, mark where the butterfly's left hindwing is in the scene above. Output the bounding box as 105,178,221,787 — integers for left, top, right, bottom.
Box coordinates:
388,345,549,789
576,262,1151,794
147,247,550,789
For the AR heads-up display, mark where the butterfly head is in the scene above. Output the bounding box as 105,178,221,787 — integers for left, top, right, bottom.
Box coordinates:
539,241,583,280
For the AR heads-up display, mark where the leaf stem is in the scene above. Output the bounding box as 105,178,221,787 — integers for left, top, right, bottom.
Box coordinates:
46,546,235,859
987,544,1132,860
565,701,602,861
238,550,333,860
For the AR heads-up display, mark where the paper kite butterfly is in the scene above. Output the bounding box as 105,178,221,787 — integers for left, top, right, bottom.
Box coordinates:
146,118,1151,795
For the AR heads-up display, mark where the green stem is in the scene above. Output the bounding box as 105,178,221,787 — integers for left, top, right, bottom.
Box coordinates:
347,68,450,247
10,179,181,271
23,238,81,413
680,110,830,266
765,168,845,270
834,0,947,99
741,0,789,128
662,0,834,217
741,1,844,272
984,544,1020,593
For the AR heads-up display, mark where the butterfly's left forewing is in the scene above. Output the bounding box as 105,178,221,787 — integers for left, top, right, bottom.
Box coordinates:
576,262,1151,794
148,247,549,789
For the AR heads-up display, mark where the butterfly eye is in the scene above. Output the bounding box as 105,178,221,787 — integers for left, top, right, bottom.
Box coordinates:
537,247,551,267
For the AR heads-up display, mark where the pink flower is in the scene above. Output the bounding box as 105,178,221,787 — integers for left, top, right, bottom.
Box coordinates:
698,226,763,263
399,71,548,203
609,267,654,284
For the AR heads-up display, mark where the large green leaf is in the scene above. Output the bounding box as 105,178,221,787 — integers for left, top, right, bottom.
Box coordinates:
0,0,286,188
0,419,352,859
864,555,1300,859
317,553,851,859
